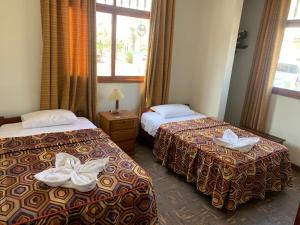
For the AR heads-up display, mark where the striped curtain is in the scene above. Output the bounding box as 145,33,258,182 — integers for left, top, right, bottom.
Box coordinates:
142,0,175,109
240,0,291,132
40,0,97,122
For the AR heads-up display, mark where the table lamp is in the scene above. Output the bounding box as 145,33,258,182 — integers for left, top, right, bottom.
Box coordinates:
108,88,125,114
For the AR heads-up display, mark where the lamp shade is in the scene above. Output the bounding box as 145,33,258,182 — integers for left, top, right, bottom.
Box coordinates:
108,89,125,101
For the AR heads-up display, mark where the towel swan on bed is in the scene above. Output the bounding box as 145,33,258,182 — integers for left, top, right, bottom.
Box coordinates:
213,129,260,152
34,153,109,192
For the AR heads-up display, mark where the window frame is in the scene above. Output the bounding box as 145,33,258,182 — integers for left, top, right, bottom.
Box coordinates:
272,17,300,98
96,1,150,83
272,86,300,99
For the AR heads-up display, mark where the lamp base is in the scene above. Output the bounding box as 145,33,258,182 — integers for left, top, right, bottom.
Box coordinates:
109,100,120,114
110,100,119,115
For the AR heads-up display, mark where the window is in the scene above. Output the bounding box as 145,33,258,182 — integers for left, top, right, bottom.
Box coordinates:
273,0,300,98
96,0,151,83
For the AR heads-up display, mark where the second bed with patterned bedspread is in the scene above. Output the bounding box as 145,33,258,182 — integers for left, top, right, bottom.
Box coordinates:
154,117,292,211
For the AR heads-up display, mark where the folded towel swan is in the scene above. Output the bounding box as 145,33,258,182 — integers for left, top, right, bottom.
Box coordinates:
34,153,110,192
213,129,260,153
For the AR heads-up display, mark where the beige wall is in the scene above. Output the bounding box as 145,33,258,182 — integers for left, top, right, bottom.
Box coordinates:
168,0,202,105
0,0,42,116
225,0,266,125
190,0,244,119
169,0,244,119
170,0,244,118
266,95,300,166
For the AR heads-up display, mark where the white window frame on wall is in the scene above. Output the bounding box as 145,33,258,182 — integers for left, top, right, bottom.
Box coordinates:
272,3,300,99
96,0,151,83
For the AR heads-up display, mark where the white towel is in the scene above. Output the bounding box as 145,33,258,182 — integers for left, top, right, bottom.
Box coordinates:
213,129,260,153
34,153,109,192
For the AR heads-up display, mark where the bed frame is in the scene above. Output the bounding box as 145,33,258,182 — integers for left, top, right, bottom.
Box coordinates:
0,116,21,126
137,107,155,146
0,111,85,127
138,125,155,146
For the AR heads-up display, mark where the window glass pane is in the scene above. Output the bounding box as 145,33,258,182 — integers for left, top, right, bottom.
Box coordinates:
145,0,152,11
117,0,129,8
96,12,112,76
274,28,300,91
96,0,114,5
116,0,152,11
288,0,300,20
115,16,150,76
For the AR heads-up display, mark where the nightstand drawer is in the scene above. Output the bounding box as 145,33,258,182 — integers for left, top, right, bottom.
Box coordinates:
111,119,135,131
99,111,138,158
111,129,136,142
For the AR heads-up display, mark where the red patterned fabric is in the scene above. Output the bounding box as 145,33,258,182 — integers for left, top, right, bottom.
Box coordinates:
0,129,157,225
154,118,292,211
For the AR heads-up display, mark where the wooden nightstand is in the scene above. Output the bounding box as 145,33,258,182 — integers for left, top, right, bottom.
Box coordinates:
99,110,138,157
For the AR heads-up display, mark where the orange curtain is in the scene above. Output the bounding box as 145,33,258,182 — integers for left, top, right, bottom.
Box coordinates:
142,0,175,109
40,0,97,122
240,0,291,132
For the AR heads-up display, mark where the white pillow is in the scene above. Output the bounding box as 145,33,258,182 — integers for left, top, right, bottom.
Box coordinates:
21,109,79,129
150,104,195,118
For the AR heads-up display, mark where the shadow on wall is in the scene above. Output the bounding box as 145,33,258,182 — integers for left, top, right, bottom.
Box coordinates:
224,0,266,126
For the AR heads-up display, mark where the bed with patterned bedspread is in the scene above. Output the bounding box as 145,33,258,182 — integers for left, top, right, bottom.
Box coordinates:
153,117,292,211
0,128,157,225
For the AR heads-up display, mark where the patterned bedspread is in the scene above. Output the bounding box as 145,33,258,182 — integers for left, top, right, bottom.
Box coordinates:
153,118,292,211
0,128,157,225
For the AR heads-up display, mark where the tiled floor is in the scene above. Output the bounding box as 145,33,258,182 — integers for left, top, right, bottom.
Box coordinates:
134,143,300,225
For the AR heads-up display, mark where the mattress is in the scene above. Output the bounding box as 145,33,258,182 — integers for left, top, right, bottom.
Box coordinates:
0,117,96,138
141,111,207,136
0,128,157,224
